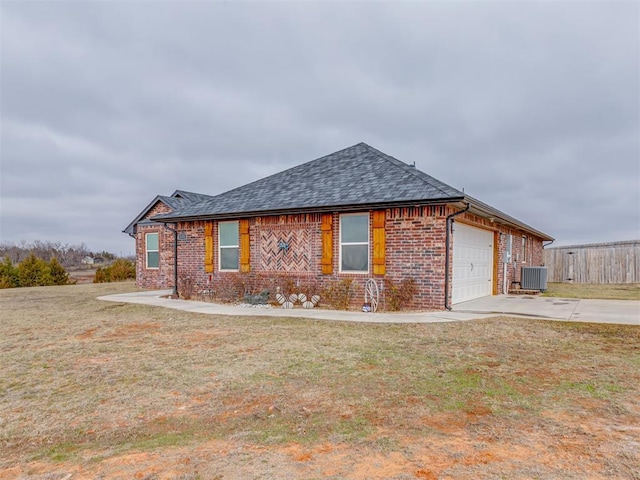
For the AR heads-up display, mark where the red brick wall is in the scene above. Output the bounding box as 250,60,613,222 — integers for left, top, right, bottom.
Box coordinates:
134,205,547,310
135,202,174,289
385,206,448,309
176,220,207,292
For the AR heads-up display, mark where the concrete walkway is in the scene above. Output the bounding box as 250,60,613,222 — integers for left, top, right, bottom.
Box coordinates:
98,290,640,325
98,290,490,323
454,295,640,325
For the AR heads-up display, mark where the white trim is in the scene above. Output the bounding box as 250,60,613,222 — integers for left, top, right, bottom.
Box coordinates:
218,220,240,272
145,232,159,270
339,213,370,274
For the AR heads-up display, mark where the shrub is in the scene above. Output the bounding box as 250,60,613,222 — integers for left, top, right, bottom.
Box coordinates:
48,258,72,285
94,259,136,283
322,278,355,310
93,268,107,283
273,274,297,298
211,273,323,305
383,277,418,311
0,256,19,289
18,254,53,287
178,276,196,300
108,259,136,281
214,273,250,302
297,277,321,299
243,290,270,305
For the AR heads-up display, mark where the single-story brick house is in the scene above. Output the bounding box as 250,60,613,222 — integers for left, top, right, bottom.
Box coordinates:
124,143,553,310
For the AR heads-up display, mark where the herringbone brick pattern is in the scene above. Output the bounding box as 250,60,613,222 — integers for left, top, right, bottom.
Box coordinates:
257,228,314,272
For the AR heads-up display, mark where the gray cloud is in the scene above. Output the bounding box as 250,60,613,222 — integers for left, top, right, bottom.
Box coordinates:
1,1,638,254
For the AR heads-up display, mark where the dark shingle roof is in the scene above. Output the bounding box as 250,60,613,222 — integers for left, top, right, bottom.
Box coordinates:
172,190,216,203
126,143,553,240
152,143,464,221
159,195,189,210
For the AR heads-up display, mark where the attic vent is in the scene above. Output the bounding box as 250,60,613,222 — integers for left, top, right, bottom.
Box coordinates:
521,267,548,292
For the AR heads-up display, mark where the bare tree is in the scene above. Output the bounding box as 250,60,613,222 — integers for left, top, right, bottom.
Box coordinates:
0,241,98,268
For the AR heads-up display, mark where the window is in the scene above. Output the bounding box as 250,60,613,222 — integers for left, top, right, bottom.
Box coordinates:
522,236,528,263
219,221,239,271
146,233,159,269
340,213,369,272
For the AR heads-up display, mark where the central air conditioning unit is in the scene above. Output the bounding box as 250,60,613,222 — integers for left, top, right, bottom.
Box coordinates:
521,266,548,291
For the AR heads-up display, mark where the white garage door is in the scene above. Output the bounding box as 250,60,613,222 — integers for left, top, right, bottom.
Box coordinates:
452,223,494,304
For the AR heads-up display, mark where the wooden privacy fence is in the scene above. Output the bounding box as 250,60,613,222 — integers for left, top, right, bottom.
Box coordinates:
544,240,640,284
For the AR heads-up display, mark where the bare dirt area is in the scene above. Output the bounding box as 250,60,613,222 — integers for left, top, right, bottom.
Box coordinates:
67,267,98,285
1,283,639,479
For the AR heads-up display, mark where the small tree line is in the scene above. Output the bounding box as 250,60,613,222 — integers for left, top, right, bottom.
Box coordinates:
0,241,118,268
0,241,137,288
0,254,137,288
0,254,72,288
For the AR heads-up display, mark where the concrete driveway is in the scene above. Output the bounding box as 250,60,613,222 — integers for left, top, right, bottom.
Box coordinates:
99,290,639,325
453,295,640,325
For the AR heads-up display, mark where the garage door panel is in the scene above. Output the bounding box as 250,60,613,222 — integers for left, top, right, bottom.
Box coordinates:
452,224,494,304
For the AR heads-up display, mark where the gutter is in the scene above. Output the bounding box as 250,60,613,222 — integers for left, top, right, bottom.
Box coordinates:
444,203,470,311
462,195,554,242
163,223,179,297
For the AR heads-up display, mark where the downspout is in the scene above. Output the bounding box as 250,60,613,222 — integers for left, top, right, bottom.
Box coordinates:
127,230,136,285
542,239,554,269
444,203,470,311
163,223,179,297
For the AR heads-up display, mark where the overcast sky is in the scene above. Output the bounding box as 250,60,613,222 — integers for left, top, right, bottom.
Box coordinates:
1,1,638,256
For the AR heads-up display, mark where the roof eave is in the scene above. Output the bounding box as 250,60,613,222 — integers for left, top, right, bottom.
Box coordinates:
464,196,554,241
147,196,552,241
150,197,466,223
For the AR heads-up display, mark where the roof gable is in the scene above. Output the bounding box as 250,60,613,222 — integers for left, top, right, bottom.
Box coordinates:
153,143,464,221
122,190,213,235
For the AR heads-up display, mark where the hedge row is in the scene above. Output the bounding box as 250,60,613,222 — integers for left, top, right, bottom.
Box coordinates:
0,254,73,288
93,259,136,283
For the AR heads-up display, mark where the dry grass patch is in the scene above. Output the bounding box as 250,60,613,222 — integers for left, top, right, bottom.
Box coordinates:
1,283,639,479
543,282,640,300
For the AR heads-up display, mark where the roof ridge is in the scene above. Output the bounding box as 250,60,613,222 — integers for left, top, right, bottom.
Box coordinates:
172,189,216,201
192,143,369,205
359,143,463,197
